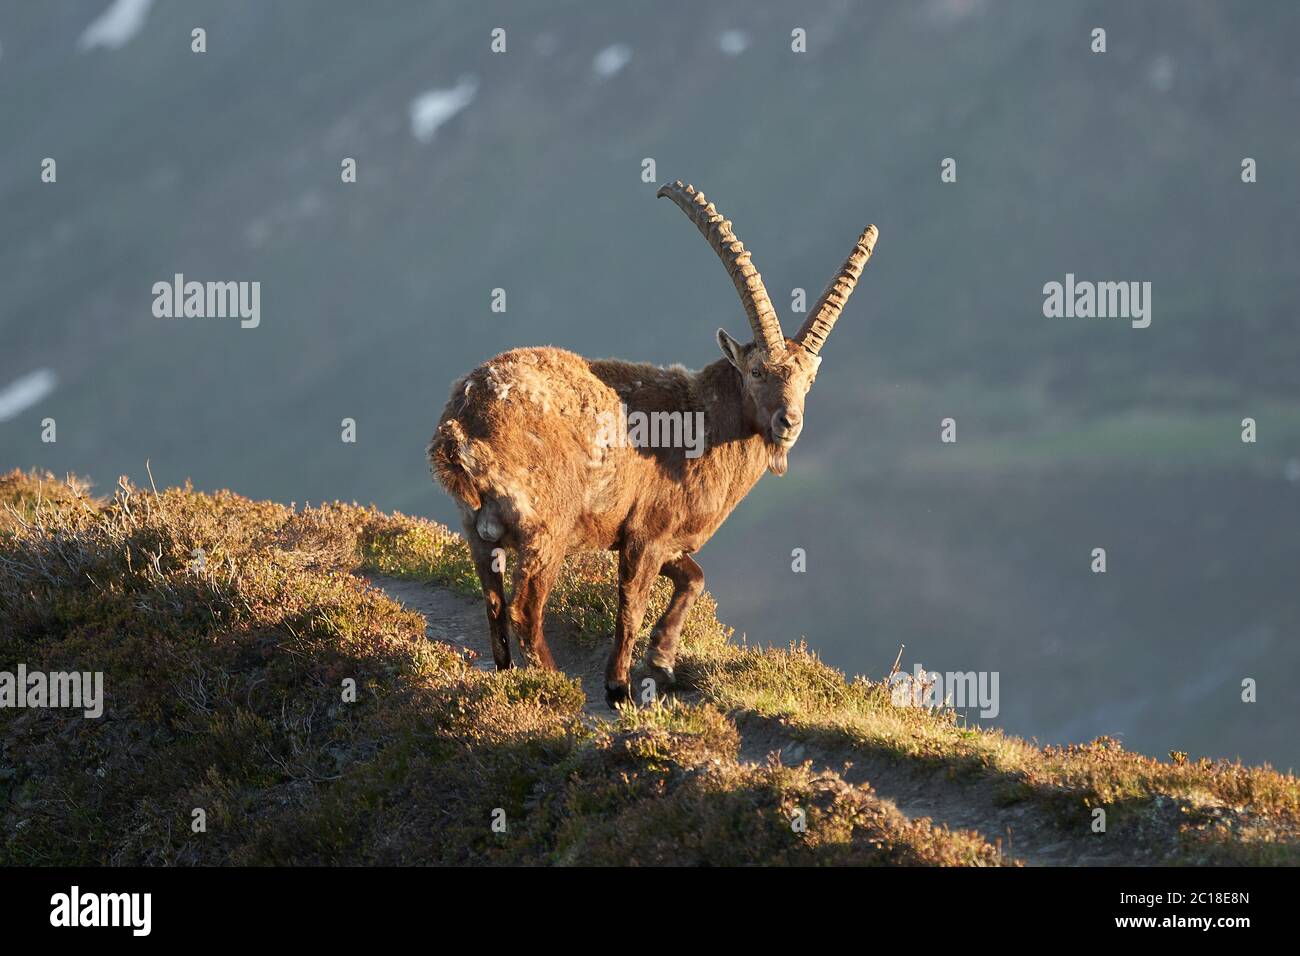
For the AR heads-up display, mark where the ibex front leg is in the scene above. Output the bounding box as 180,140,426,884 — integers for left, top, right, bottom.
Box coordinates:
644,554,704,689
605,542,664,708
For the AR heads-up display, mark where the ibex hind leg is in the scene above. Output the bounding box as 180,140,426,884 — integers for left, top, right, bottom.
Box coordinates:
508,538,563,670
460,512,511,669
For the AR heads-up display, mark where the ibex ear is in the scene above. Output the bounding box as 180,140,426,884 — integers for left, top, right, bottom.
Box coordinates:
717,328,745,370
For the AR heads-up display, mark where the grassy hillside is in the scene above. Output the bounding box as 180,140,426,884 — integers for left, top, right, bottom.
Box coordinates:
5,1,1299,765
1,468,1296,865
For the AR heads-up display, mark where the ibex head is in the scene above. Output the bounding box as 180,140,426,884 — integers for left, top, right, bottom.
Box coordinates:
657,181,879,474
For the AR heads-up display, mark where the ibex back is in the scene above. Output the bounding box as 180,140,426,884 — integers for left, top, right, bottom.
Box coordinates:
429,182,879,707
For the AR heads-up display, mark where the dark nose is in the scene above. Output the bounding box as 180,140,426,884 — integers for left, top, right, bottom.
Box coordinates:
778,409,801,431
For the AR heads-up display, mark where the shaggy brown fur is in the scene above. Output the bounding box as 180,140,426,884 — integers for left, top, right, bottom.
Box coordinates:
429,183,878,706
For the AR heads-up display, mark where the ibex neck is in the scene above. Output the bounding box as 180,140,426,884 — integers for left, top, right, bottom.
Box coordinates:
693,359,773,491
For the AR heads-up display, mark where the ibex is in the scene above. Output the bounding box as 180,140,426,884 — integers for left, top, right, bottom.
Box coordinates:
430,182,878,707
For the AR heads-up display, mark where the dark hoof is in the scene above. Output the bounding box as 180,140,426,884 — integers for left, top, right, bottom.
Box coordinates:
605,682,630,710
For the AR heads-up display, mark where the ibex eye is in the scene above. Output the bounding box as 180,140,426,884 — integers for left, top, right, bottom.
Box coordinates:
750,367,762,379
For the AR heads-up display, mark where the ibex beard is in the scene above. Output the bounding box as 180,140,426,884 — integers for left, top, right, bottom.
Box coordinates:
430,182,879,708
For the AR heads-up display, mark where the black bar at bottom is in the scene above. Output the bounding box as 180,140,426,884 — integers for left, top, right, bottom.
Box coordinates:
0,865,1283,941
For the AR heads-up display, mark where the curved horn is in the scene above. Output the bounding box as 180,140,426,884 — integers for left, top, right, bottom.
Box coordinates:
657,181,785,355
795,224,879,356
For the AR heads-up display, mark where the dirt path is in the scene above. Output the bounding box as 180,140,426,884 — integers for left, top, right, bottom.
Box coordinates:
732,716,1155,866
364,574,1154,866
365,574,613,721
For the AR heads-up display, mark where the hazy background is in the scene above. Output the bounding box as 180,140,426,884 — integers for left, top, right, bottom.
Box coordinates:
2,0,1297,766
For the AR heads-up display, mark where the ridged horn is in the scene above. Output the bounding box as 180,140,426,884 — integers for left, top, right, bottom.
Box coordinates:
657,181,785,356
795,224,879,356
